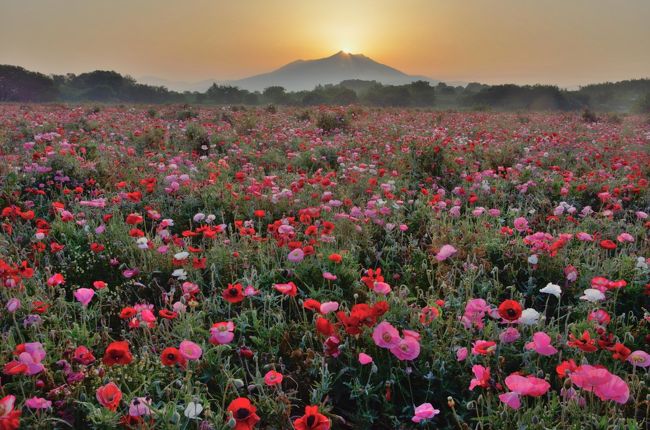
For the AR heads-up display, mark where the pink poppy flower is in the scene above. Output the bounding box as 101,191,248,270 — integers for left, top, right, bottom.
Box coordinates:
25,396,52,409
322,271,337,281
469,365,490,390
372,321,400,349
209,322,235,345
74,288,95,307
411,403,440,423
627,350,650,368
435,244,457,261
525,332,558,356
498,392,521,409
287,248,305,263
372,281,391,295
570,365,629,404
513,217,528,232
390,335,421,361
179,340,202,361
358,353,373,365
319,301,339,314
505,374,550,397
129,397,152,417
456,347,468,361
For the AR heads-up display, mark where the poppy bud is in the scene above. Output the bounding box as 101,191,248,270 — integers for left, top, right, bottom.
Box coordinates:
447,396,455,408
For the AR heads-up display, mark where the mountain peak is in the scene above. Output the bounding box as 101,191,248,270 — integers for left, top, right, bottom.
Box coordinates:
229,52,438,91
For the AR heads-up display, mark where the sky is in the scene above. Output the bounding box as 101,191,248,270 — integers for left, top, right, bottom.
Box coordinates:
1,0,649,87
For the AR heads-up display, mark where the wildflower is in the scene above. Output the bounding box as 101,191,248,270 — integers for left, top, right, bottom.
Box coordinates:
411,403,440,423
358,353,373,365
525,332,558,356
319,301,339,314
540,282,561,298
372,281,391,295
390,335,421,361
580,288,606,302
5,298,20,313
74,288,95,307
96,382,122,411
287,248,305,263
102,341,133,366
567,331,598,353
25,397,51,409
73,346,96,365
209,322,235,345
513,217,528,232
129,397,152,417
160,347,186,367
472,340,496,355
0,395,21,429
226,397,260,430
570,365,629,404
627,350,650,368
184,401,203,419
372,321,400,349
435,244,457,261
456,347,468,361
497,300,522,321
505,374,550,397
517,308,540,325
263,370,283,386
499,327,521,344
222,283,245,304
461,298,491,330
469,365,490,390
293,405,330,430
498,392,521,409
274,282,298,296
328,253,342,264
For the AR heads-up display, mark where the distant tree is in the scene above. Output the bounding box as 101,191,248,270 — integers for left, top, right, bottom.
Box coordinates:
635,93,650,113
409,80,436,106
262,86,288,104
0,65,58,102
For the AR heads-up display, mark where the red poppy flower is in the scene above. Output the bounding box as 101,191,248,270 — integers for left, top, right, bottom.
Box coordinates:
222,283,245,304
328,253,342,264
567,331,598,353
556,359,578,378
119,307,137,319
158,309,178,320
73,346,96,365
303,298,322,312
160,347,186,368
497,300,522,321
96,382,122,411
599,240,617,250
102,341,133,366
293,405,331,430
608,343,631,361
226,397,260,430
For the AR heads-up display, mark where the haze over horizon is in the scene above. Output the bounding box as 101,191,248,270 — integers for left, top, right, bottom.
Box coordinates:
1,0,649,88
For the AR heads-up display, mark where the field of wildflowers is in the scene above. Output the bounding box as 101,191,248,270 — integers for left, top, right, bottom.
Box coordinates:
0,104,648,429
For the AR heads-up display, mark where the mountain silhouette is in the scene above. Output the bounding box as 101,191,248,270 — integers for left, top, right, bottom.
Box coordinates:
229,51,437,91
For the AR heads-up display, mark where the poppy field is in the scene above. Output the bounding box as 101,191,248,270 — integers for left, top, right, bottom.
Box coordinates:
0,104,648,429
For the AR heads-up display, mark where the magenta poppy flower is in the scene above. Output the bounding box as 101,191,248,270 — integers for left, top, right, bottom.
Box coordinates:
74,288,95,307
209,321,235,345
498,392,521,409
627,350,650,368
179,340,202,361
287,248,305,263
358,353,373,365
372,321,400,349
525,332,558,356
390,335,420,361
435,244,457,261
505,374,550,397
411,403,440,423
25,396,52,409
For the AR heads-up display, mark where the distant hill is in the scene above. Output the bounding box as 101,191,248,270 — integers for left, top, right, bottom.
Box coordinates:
228,51,439,91
1,64,649,112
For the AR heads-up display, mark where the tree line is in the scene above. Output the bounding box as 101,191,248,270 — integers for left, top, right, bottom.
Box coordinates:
1,65,649,112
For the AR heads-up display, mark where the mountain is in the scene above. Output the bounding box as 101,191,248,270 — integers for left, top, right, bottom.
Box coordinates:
228,51,439,91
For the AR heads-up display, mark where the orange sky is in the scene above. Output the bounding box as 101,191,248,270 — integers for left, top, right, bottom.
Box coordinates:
1,0,649,87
